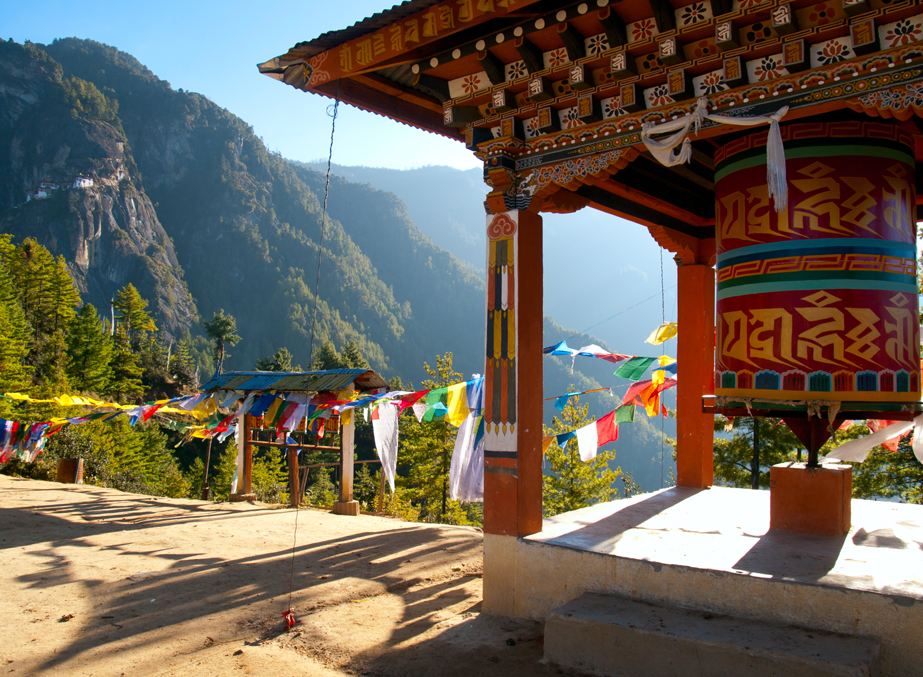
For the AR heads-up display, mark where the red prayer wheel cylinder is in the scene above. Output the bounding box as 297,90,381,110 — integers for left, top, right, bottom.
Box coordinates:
714,121,919,403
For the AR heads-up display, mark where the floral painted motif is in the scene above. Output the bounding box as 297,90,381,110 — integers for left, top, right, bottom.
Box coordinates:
506,60,527,80
680,2,709,26
648,85,674,108
462,74,482,94
815,40,851,66
745,22,772,43
525,117,540,139
884,19,923,48
547,48,569,68
603,98,627,119
736,0,764,7
632,18,657,41
561,108,581,129
808,3,834,25
586,34,609,55
753,56,785,81
693,39,715,58
699,71,728,95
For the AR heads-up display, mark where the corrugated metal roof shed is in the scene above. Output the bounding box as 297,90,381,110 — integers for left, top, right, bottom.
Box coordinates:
200,369,388,393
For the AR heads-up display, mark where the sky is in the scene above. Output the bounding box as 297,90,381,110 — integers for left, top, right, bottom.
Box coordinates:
3,0,481,170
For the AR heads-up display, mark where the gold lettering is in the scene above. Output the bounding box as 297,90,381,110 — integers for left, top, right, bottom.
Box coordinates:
720,310,756,367
882,167,914,239
749,308,802,368
423,10,439,37
404,18,420,43
718,190,749,243
372,34,386,57
477,0,496,11
840,176,877,235
457,0,474,22
355,39,373,67
796,306,851,367
339,45,353,72
389,24,404,51
884,305,916,367
439,6,455,29
845,307,882,365
790,162,844,236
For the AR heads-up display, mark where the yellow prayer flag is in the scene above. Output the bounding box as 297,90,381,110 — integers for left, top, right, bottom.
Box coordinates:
445,382,470,427
541,436,555,454
645,322,678,345
656,355,677,367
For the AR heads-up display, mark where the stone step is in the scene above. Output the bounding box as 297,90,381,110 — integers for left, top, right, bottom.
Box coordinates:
544,593,881,677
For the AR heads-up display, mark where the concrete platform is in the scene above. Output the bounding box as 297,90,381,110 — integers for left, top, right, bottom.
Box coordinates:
484,487,923,675
545,593,881,677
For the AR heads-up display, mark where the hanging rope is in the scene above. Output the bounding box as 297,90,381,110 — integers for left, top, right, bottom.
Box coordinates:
564,284,677,343
286,85,341,627
660,249,665,489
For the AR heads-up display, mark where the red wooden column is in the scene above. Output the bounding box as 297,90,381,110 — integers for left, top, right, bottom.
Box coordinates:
482,209,544,538
675,263,716,488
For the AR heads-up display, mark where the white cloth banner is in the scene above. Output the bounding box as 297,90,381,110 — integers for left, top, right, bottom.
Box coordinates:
372,402,400,494
641,97,789,211
230,411,245,494
821,415,923,463
450,412,484,502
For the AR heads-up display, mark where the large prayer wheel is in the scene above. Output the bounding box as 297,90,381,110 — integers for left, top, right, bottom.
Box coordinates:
714,121,919,403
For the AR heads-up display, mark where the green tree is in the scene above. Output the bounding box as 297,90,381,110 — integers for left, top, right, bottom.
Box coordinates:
108,328,144,400
255,346,295,372
66,304,113,394
396,352,478,525
312,340,340,370
113,283,156,353
307,467,337,507
340,340,369,369
210,440,240,501
170,339,197,387
354,464,380,511
251,450,288,503
0,238,33,415
203,309,241,369
713,416,801,489
543,395,621,517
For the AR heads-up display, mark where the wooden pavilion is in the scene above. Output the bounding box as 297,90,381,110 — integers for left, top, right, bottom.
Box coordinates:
258,3,923,668
200,368,388,513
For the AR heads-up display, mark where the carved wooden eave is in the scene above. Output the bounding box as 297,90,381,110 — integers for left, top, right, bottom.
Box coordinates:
262,0,923,229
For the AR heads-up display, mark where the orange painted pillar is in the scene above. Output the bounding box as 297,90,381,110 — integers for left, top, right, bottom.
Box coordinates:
675,263,715,488
482,209,544,537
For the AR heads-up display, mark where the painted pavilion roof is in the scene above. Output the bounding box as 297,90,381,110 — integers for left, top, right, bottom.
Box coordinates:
260,0,923,235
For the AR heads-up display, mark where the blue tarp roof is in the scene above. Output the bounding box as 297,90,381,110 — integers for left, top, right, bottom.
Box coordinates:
199,368,388,394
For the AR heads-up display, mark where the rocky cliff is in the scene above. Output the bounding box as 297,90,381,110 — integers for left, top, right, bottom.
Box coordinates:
0,40,197,337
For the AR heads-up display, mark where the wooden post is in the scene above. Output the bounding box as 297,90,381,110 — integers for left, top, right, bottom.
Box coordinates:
482,209,544,538
377,467,385,513
675,263,715,488
333,385,360,515
288,445,300,507
243,414,253,495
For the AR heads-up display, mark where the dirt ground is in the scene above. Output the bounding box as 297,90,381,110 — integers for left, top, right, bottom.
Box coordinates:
0,475,586,677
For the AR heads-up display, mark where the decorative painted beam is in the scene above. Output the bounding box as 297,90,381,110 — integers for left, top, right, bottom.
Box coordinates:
413,73,450,103
557,22,586,62
648,0,676,33
598,6,627,48
478,49,507,85
515,36,544,74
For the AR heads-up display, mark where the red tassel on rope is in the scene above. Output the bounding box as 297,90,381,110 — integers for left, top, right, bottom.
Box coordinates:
282,609,297,629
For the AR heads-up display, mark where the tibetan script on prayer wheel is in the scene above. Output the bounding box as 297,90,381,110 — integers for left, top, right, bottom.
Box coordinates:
714,121,920,403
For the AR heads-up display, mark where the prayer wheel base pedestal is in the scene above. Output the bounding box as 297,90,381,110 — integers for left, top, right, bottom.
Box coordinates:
332,500,360,516
770,463,852,537
229,493,257,502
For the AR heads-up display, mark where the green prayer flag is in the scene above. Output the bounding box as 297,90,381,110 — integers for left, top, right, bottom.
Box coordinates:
423,387,448,422
614,357,656,381
615,404,635,424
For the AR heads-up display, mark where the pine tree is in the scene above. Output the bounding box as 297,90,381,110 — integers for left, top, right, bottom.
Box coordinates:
9,237,57,334
113,283,156,353
66,304,113,394
203,309,240,369
0,242,33,416
308,467,337,507
397,352,469,523
312,340,340,370
255,346,295,372
108,327,144,400
340,340,368,369
543,395,621,517
170,339,197,387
